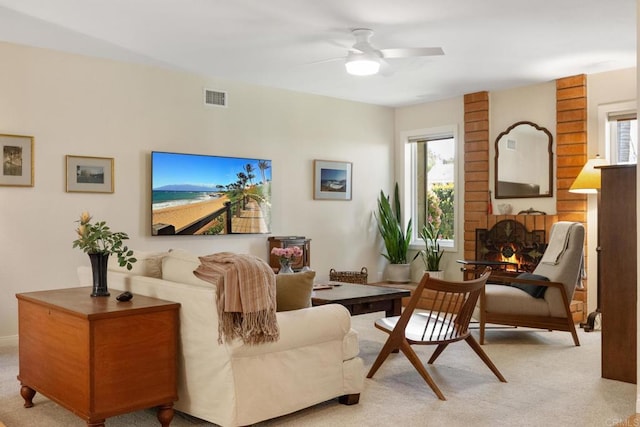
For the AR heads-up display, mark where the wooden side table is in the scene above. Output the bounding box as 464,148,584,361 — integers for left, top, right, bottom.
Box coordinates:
16,287,180,427
268,236,311,272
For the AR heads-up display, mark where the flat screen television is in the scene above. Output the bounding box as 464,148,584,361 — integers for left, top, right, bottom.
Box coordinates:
151,151,272,235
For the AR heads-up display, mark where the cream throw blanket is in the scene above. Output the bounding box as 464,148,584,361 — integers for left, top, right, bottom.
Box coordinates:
540,222,575,265
193,252,279,345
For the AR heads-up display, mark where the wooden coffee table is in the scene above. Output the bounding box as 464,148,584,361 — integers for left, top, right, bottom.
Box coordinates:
311,282,410,317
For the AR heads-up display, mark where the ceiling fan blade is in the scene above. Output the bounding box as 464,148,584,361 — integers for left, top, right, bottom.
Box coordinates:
306,56,345,66
378,58,394,76
380,47,445,58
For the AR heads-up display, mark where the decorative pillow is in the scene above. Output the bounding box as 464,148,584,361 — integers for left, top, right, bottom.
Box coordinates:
276,271,316,312
108,250,168,278
162,248,213,287
509,272,550,298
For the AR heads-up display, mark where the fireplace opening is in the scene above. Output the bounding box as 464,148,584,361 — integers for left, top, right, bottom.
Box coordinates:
475,219,547,273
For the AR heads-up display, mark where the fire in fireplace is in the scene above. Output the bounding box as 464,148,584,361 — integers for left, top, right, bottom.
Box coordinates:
475,219,547,273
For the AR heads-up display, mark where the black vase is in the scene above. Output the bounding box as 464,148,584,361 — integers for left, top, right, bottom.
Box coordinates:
89,252,110,297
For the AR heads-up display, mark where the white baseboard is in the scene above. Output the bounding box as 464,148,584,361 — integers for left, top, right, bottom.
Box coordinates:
0,335,18,347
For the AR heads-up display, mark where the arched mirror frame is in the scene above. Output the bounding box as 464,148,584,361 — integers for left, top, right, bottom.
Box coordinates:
494,120,553,199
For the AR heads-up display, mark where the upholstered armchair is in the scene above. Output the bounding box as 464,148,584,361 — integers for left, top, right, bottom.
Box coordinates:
478,221,585,346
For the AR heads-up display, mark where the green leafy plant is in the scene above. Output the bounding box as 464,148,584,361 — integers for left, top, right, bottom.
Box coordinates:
375,183,412,264
72,212,137,270
415,221,444,271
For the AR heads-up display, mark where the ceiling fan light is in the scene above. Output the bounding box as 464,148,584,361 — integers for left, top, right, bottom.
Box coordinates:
345,58,380,76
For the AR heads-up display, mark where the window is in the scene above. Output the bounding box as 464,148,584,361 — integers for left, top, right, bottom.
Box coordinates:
403,126,458,250
608,111,637,164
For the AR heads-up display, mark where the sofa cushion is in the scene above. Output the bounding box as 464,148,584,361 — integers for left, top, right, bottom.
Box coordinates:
162,248,214,287
108,250,168,278
275,271,315,312
484,283,551,316
508,272,550,298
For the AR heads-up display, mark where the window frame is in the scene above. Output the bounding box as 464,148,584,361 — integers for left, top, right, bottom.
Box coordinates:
401,125,459,252
598,100,637,165
608,111,637,165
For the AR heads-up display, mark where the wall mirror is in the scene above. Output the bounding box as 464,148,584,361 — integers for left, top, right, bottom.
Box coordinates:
494,121,553,199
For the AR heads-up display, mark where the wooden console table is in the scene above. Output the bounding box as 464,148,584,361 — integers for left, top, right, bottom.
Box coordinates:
16,287,180,427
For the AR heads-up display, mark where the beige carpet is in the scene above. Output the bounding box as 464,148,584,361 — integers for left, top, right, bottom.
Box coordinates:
0,312,635,426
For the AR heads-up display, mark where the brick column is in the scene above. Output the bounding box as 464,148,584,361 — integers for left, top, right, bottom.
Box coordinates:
463,92,490,261
555,74,588,306
556,75,588,222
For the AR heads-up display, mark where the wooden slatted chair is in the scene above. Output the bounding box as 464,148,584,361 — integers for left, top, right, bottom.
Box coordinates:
366,269,506,400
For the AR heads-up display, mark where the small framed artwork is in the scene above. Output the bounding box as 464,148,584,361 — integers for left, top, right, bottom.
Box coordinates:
1,134,34,187
313,159,352,200
66,155,114,193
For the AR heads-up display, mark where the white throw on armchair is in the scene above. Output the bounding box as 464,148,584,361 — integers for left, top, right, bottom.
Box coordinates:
77,249,364,427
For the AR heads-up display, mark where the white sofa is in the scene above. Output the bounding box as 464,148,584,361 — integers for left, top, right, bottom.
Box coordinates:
77,249,364,427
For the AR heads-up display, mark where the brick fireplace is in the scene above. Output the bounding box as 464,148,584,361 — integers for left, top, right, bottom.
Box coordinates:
463,75,589,322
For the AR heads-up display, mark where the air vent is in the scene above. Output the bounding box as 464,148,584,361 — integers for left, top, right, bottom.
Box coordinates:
204,89,227,107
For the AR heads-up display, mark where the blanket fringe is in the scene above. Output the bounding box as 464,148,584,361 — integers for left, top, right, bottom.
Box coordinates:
218,310,280,345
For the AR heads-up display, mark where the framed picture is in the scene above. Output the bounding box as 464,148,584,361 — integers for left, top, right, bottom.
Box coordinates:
1,134,34,187
66,155,114,193
313,159,352,200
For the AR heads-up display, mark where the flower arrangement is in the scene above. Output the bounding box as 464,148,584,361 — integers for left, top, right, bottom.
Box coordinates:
72,211,137,270
271,246,303,265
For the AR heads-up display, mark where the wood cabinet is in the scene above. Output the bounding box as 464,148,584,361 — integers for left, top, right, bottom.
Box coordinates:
16,287,180,426
600,164,636,383
268,236,311,272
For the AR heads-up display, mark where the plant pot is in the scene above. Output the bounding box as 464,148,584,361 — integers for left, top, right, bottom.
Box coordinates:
386,263,411,283
279,259,294,274
425,270,444,280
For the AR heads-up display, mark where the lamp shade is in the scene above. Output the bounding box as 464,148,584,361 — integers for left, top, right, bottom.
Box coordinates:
345,51,381,76
569,155,609,193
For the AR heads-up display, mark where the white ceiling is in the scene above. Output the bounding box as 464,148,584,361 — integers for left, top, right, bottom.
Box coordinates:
0,0,636,107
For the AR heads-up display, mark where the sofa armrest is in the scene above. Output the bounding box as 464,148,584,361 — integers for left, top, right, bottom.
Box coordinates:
230,304,353,357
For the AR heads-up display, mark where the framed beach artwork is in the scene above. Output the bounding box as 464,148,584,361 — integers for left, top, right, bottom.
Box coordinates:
151,151,272,236
1,134,34,187
313,159,352,200
65,155,114,193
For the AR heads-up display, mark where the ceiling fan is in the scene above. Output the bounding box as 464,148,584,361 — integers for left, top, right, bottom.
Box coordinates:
342,28,444,76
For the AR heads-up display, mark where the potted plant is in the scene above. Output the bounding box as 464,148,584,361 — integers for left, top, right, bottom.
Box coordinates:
72,211,136,297
415,221,444,279
375,183,412,283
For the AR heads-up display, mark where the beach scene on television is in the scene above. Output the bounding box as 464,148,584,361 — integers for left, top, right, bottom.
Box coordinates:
151,151,271,235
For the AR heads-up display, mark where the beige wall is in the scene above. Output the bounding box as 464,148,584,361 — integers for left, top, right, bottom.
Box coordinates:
394,96,465,281
0,40,636,343
587,67,637,316
0,41,394,340
490,82,557,215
